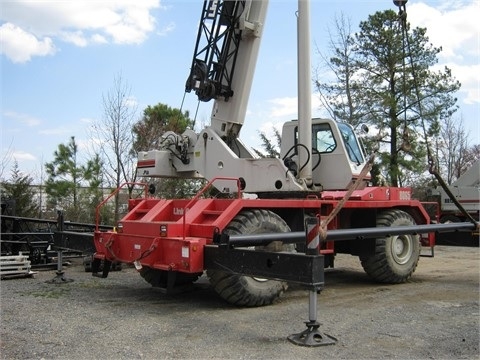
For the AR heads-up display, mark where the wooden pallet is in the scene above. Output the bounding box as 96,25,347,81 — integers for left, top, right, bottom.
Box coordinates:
0,253,35,279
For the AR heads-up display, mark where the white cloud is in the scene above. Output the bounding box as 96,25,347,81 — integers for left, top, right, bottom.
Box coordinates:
408,1,480,105
268,97,297,118
258,121,283,143
0,23,56,63
267,95,323,118
3,110,42,126
39,127,71,136
434,62,480,105
408,2,479,60
75,137,96,153
79,117,95,124
125,96,139,108
59,31,88,47
91,34,108,44
12,151,36,161
157,22,175,37
1,0,160,62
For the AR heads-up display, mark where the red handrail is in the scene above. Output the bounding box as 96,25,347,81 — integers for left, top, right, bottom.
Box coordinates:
182,177,243,239
95,182,148,232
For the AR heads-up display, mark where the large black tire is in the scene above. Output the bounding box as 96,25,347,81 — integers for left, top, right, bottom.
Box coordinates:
360,209,420,283
140,267,200,288
207,209,292,307
140,267,168,287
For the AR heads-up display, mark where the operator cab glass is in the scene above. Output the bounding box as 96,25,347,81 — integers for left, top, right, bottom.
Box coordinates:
312,123,336,153
293,123,337,154
292,121,365,164
337,123,365,164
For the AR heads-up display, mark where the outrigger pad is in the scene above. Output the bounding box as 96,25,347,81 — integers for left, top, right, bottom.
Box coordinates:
45,271,74,284
287,321,337,347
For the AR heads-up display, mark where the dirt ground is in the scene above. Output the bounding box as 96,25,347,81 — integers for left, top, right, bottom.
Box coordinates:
1,245,479,360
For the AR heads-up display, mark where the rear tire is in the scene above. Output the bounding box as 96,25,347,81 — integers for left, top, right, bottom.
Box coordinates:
140,267,200,288
207,209,292,307
360,209,420,283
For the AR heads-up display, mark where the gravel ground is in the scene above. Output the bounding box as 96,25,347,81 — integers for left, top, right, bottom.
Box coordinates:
1,245,479,360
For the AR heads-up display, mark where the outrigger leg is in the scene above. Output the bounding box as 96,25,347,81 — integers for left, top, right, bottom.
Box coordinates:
46,212,73,284
288,217,336,347
288,289,336,346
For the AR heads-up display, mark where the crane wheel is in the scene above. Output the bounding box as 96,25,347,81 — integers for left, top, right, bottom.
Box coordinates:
359,209,420,283
140,268,201,289
207,209,293,307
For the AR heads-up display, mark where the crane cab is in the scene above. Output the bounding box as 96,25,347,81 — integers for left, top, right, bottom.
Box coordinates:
280,118,370,191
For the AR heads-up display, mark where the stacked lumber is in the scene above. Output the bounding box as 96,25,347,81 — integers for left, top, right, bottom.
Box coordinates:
0,253,35,279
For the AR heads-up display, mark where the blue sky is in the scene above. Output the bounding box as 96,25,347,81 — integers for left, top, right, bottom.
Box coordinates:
1,0,479,183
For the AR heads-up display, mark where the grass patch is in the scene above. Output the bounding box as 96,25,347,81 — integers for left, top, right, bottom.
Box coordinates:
29,287,71,299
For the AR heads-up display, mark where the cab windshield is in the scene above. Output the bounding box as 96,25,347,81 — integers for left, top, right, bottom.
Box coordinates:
337,123,364,164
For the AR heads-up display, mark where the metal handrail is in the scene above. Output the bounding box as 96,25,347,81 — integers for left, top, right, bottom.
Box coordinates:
182,177,243,239
95,182,148,232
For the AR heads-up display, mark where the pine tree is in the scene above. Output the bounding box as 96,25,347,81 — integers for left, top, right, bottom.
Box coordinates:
1,160,39,217
45,136,82,213
252,128,281,158
44,136,102,221
316,10,460,186
132,103,193,154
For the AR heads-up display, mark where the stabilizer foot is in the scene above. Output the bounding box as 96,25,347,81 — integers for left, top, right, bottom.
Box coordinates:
45,270,74,284
45,249,74,284
287,321,337,347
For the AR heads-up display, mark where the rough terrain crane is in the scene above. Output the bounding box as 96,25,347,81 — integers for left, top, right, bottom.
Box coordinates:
92,0,477,332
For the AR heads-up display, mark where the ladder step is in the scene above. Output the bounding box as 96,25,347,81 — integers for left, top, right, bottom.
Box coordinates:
135,209,150,214
202,210,223,216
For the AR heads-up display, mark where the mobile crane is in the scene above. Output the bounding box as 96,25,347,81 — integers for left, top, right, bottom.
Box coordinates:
92,0,477,313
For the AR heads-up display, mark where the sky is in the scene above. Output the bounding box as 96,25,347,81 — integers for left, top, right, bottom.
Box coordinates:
1,0,479,183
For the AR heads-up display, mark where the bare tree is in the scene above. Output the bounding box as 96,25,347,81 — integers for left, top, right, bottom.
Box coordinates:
433,115,479,184
1,140,14,181
90,73,138,221
314,13,369,129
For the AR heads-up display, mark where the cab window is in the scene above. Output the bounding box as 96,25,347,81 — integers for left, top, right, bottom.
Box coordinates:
294,123,336,153
313,123,336,153
337,123,365,163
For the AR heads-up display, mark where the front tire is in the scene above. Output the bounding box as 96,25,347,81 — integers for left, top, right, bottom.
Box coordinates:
207,209,292,307
140,267,201,289
360,209,420,283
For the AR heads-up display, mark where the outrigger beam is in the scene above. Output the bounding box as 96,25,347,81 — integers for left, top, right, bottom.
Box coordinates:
214,222,477,248
204,246,324,287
